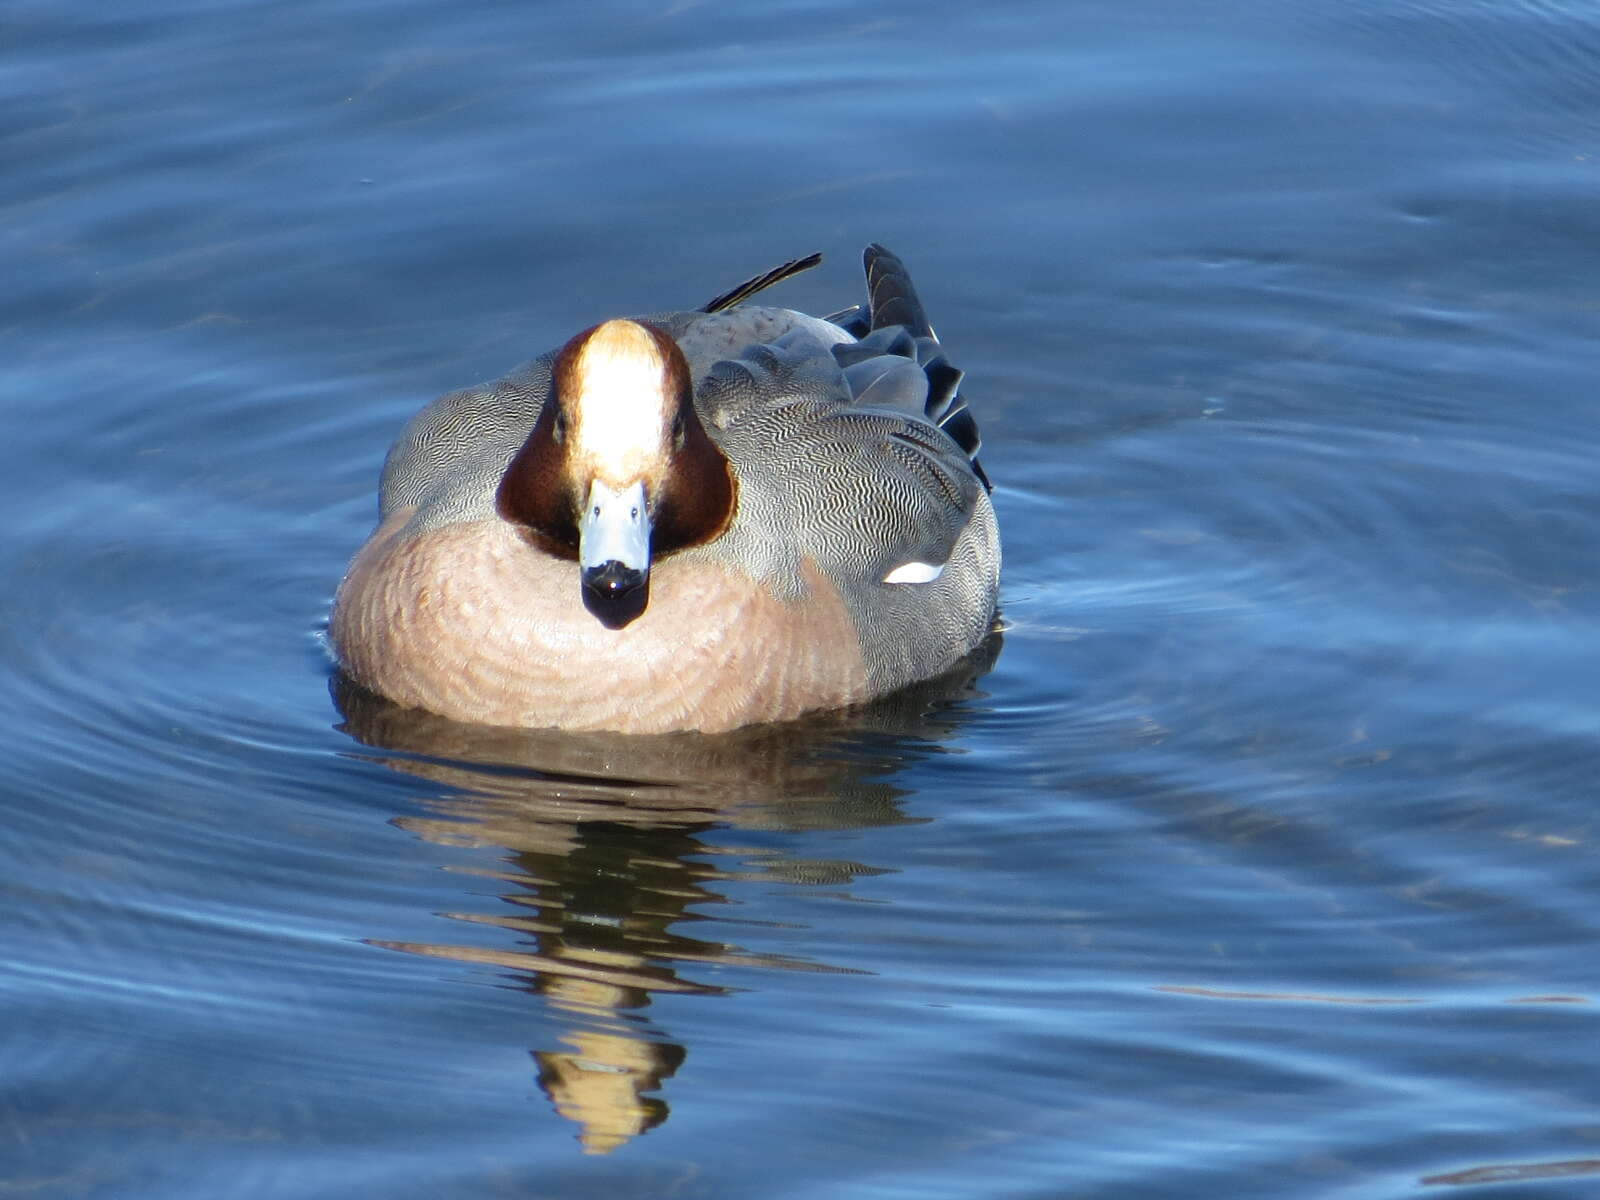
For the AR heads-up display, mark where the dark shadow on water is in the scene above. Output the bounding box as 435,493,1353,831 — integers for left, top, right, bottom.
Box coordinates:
330,635,1000,1154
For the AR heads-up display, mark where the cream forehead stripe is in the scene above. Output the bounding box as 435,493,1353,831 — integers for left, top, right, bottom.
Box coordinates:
569,320,674,471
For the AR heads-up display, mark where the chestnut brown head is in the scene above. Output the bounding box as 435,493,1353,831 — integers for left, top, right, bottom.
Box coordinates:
496,319,736,628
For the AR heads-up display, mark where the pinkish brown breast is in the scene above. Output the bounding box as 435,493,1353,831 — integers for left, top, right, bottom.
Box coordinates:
331,509,871,734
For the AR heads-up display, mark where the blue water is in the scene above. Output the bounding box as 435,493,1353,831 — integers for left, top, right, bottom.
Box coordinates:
5,1,1600,1196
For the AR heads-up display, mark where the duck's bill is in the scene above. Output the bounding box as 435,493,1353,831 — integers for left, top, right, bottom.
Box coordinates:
579,479,651,629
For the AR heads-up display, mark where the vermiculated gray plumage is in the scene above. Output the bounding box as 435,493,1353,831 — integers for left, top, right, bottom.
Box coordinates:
368,246,999,703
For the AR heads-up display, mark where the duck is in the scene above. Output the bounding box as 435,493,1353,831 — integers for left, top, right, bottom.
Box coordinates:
331,244,1000,734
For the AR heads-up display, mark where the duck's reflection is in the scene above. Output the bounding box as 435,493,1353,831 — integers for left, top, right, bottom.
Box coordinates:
332,637,997,1154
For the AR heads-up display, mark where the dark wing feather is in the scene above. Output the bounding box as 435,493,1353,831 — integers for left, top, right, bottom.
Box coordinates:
849,244,993,491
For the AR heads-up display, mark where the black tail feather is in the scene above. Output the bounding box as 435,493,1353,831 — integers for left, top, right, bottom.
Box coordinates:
922,356,964,425
700,252,823,314
821,304,871,337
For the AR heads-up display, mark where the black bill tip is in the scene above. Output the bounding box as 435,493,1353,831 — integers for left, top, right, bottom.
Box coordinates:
581,561,650,630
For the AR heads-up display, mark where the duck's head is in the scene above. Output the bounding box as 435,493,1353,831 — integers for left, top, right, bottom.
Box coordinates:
496,319,736,630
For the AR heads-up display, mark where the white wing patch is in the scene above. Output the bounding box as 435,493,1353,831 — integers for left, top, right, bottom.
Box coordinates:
882,560,945,585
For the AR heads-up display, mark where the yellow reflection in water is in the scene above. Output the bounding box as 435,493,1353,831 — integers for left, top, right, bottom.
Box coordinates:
332,641,996,1152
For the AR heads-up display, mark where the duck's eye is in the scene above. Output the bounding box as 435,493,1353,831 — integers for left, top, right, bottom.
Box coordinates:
671,414,686,451
552,411,568,443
